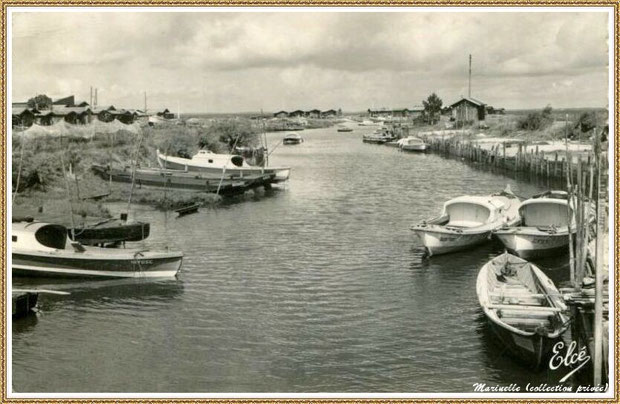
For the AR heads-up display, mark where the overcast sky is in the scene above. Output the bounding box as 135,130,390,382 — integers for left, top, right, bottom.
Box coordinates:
11,10,610,113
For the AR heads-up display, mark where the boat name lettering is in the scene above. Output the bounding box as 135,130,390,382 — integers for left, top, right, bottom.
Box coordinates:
132,259,154,265
549,341,590,382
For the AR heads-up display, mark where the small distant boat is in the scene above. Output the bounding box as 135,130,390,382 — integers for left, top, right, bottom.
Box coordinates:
283,133,303,145
477,252,569,368
337,126,353,132
411,186,521,256
362,129,394,144
68,216,150,246
12,221,183,278
358,120,374,126
494,190,590,260
157,150,290,183
399,137,428,152
175,203,200,216
92,165,275,195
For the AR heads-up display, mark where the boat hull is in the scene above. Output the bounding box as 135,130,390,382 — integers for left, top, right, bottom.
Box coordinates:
283,139,302,145
412,228,491,256
494,230,572,260
92,165,274,194
486,317,559,368
401,145,427,152
13,251,183,278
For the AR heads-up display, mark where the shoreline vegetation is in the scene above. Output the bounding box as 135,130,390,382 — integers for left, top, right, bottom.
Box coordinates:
11,106,606,227
11,117,341,225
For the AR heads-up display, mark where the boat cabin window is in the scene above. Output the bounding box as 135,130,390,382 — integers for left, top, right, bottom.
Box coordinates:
231,156,244,167
35,224,68,249
446,202,491,227
208,159,213,163
12,236,16,242
521,203,570,227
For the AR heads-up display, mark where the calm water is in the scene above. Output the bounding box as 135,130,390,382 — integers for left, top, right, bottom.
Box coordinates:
12,126,573,393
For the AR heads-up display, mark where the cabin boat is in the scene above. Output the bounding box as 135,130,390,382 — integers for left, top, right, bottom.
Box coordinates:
156,149,290,183
494,191,586,260
283,133,303,145
399,137,428,152
477,252,569,368
12,221,183,278
410,187,521,256
92,164,275,194
362,129,394,144
69,217,150,246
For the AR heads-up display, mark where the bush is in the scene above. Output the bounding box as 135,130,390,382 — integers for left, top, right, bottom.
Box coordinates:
517,105,554,131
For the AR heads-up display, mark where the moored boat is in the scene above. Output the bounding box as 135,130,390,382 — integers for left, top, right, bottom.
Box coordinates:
410,186,521,256
476,252,569,368
283,132,303,145
12,221,183,278
362,129,394,144
399,137,428,152
494,191,588,260
156,149,290,183
68,217,150,246
337,126,353,132
92,164,275,194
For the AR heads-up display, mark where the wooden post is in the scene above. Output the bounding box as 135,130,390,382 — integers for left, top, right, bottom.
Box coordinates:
565,119,575,286
593,129,605,386
574,157,583,291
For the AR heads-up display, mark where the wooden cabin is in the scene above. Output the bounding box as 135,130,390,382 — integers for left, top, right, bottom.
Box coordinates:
273,111,289,118
12,107,36,128
450,97,487,127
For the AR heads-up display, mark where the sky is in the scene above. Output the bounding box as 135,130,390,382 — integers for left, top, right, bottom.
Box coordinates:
11,10,610,113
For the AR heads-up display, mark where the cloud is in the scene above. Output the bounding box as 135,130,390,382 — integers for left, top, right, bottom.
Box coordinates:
10,10,610,111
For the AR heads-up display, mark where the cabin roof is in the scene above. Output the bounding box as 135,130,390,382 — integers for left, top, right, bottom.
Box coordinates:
450,97,486,108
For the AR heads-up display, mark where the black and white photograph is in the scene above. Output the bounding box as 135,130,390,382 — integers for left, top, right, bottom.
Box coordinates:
7,6,616,398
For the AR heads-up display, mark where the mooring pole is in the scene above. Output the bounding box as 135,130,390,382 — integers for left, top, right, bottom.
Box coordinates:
593,128,605,386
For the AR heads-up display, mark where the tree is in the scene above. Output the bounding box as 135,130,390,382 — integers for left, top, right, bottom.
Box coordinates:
422,93,443,124
27,94,53,110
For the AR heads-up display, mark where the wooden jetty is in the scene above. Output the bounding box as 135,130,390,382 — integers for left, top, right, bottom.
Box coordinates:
415,126,610,385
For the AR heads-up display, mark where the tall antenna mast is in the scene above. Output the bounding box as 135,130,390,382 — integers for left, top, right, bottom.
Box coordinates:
144,91,147,113
468,54,472,98
90,86,93,106
94,88,98,109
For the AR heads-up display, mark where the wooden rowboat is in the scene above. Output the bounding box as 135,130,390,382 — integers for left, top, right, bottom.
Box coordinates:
476,252,569,368
175,204,200,216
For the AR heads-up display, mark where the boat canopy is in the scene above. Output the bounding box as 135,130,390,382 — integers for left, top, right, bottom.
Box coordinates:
519,199,571,227
12,222,68,251
159,149,247,168
443,196,504,227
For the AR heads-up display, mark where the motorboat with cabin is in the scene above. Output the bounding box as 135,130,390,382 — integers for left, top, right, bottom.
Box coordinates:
156,149,290,183
411,186,521,256
283,132,303,145
494,190,590,259
12,221,183,278
399,137,428,152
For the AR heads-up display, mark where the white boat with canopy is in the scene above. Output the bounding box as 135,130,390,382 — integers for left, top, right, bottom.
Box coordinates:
411,186,521,256
12,221,183,278
157,149,290,183
398,137,428,152
494,190,589,259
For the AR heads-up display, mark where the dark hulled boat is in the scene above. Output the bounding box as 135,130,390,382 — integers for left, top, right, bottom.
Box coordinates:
68,217,150,246
92,165,275,195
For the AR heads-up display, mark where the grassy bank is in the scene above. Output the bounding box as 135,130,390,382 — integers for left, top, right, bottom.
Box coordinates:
11,118,269,222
